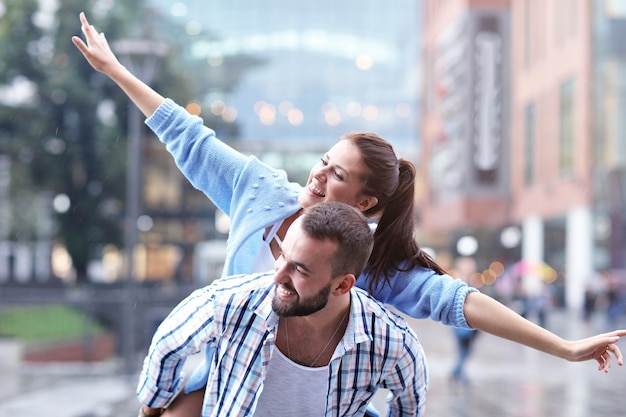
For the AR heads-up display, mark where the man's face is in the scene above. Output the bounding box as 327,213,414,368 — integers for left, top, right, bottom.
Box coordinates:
271,219,338,317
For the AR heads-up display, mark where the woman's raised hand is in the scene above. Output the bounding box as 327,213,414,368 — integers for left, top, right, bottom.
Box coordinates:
71,12,123,75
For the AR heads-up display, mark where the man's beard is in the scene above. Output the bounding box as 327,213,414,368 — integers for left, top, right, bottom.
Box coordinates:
272,282,332,317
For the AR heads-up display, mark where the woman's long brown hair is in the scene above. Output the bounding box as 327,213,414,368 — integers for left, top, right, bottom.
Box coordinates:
340,132,447,293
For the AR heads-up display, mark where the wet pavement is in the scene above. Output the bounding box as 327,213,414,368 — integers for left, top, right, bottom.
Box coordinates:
1,308,625,417
413,311,626,417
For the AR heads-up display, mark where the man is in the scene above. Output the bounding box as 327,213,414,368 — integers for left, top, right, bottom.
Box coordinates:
137,202,427,416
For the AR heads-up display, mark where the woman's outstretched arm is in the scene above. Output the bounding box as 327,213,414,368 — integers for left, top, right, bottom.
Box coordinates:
71,12,165,118
464,291,626,372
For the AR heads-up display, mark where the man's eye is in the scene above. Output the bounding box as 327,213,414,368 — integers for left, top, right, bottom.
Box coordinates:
293,264,309,275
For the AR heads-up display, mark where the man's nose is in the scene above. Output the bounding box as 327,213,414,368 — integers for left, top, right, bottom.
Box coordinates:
273,259,288,283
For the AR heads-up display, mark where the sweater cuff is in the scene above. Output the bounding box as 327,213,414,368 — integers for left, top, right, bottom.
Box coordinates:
455,285,479,329
145,98,178,133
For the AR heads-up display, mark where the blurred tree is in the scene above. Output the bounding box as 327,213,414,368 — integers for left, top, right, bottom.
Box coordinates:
0,0,171,284
0,0,255,284
0,0,143,283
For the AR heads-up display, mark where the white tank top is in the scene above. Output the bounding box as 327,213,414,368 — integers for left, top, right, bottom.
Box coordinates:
254,348,329,416
252,221,283,273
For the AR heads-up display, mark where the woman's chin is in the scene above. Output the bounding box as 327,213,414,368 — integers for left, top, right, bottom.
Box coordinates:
298,193,322,208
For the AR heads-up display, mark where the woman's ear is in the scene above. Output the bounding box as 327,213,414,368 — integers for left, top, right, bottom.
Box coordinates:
356,195,378,213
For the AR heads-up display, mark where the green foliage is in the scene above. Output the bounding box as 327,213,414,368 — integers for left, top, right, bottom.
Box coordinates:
0,1,176,283
0,304,104,345
0,0,141,282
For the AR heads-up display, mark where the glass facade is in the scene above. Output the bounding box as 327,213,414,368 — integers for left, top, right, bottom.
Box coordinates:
594,0,626,168
147,0,421,159
592,0,626,271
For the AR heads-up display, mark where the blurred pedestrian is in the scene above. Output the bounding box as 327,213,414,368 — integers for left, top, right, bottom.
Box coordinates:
450,326,479,388
584,283,598,324
514,261,555,329
604,270,625,330
449,257,479,388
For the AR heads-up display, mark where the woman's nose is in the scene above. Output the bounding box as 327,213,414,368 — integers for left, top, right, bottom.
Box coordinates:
313,166,329,181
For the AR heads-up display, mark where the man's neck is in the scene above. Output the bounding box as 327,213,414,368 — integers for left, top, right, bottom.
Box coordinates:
290,299,350,331
276,301,351,367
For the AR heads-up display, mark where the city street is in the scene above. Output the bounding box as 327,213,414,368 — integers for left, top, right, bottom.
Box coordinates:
1,309,625,417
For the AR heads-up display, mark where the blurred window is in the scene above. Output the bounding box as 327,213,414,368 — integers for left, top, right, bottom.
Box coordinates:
524,102,536,186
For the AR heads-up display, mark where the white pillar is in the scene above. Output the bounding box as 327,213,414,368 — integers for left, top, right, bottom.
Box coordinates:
566,206,593,310
522,215,544,266
34,241,51,282
14,243,31,283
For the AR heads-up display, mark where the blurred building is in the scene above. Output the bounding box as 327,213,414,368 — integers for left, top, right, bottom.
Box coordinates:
147,0,421,156
420,0,513,291
419,0,626,310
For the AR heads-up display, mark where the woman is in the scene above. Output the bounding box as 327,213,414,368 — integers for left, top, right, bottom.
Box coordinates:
72,12,625,417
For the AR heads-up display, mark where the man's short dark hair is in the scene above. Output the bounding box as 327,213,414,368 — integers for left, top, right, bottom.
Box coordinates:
300,202,374,278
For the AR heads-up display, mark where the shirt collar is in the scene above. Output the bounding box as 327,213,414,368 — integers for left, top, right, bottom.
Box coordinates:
252,281,374,353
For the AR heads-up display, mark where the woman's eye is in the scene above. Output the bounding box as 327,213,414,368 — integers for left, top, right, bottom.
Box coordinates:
320,158,328,166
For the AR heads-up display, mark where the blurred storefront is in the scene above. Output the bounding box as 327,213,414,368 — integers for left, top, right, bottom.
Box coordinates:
419,0,626,310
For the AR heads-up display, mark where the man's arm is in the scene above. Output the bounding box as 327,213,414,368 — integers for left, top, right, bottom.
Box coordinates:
464,291,625,372
137,287,216,410
386,333,428,417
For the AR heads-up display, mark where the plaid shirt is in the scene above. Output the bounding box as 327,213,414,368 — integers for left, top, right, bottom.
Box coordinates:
137,272,428,416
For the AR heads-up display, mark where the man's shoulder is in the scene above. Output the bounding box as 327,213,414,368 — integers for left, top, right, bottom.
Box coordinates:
351,288,412,333
210,271,272,289
207,272,274,301
201,272,275,323
350,289,423,361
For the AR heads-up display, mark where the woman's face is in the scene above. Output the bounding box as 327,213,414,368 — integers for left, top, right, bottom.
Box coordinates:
299,140,376,212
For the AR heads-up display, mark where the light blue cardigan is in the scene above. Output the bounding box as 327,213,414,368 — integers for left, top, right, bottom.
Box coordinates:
145,99,477,390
